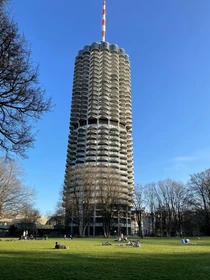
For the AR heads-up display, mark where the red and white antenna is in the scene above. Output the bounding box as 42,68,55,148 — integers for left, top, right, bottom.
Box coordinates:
102,1,106,42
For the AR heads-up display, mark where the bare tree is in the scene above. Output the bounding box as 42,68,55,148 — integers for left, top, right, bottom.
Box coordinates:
144,183,157,236
96,166,126,238
19,202,40,234
155,179,191,237
0,159,35,218
63,165,97,237
51,201,66,227
0,1,52,158
133,184,146,238
188,169,210,235
63,165,129,237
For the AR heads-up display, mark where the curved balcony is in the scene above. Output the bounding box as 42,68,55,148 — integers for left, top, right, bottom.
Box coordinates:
100,92,109,100
72,87,81,93
90,64,100,70
87,136,97,143
110,114,119,121
67,158,76,165
77,145,86,152
80,113,87,120
99,110,109,118
120,159,127,166
101,86,110,94
77,133,86,140
87,127,97,134
109,135,119,142
127,160,133,170
110,100,119,108
120,130,127,136
109,146,119,153
109,150,119,155
77,136,86,142
97,150,108,156
98,125,109,130
76,150,85,157
108,163,119,168
81,98,88,104
87,131,97,138
97,143,109,151
127,170,134,176
120,174,128,181
97,155,109,161
70,113,80,120
86,151,96,157
87,139,97,145
109,132,119,138
70,117,79,123
120,153,127,160
98,131,109,137
77,142,86,148
86,158,97,163
109,141,120,147
126,123,132,130
67,149,76,157
102,55,111,63
110,156,119,164
88,112,98,119
100,98,109,106
98,138,109,146
69,132,77,139
88,101,98,109
71,104,81,110
76,159,85,164
120,164,127,171
97,136,108,143
86,150,97,157
120,139,127,146
119,114,126,121
120,149,127,156
120,169,127,175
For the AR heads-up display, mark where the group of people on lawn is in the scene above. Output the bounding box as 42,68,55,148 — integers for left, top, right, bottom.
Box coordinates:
115,233,128,242
181,238,191,244
114,233,141,247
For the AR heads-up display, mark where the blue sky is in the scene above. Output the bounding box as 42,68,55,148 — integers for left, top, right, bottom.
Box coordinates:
9,0,210,215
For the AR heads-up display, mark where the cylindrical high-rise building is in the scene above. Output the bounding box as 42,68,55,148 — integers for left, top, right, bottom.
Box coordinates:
63,2,134,236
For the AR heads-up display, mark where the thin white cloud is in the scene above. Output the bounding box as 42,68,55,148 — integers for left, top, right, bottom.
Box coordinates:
171,147,210,164
163,147,210,182
171,156,197,163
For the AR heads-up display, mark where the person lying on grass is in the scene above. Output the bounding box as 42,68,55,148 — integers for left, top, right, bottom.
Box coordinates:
180,238,196,245
55,242,68,249
117,240,141,247
102,241,112,246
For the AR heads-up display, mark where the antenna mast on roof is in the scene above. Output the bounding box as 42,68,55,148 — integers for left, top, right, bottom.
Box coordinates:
102,1,106,42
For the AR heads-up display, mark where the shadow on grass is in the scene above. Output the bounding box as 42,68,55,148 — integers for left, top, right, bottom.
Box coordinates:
0,249,210,280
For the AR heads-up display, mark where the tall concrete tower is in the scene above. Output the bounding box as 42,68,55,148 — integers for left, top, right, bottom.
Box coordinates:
64,1,134,236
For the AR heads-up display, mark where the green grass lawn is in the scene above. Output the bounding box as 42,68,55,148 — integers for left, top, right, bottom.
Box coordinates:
0,237,210,280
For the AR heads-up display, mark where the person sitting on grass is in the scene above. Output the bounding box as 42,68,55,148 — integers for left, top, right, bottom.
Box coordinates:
135,240,141,247
114,236,121,241
102,241,112,246
124,241,132,247
123,235,128,241
55,242,68,249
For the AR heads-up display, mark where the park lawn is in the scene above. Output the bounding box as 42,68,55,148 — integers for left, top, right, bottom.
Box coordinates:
0,237,210,280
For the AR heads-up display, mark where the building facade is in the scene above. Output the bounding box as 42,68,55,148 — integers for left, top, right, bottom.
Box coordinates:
63,41,134,236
